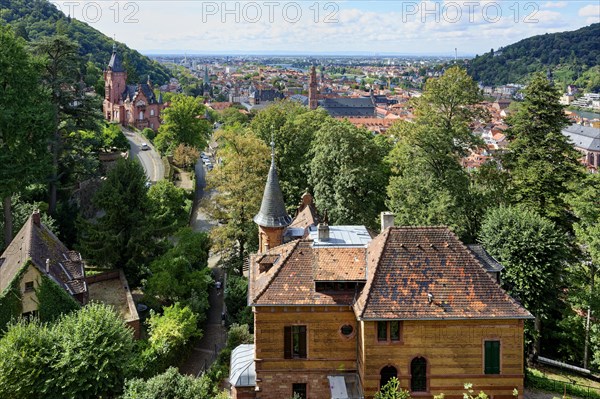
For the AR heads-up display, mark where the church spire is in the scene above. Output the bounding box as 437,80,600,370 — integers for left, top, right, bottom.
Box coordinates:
254,137,292,230
107,42,125,73
308,65,318,110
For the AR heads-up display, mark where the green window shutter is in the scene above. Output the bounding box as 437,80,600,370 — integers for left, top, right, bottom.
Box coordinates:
485,341,500,374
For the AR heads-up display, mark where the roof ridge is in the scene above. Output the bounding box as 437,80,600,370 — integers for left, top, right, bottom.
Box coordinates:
23,214,35,261
358,227,391,319
252,240,301,304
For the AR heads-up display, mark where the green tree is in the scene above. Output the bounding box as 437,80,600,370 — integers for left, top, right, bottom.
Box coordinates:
309,119,388,228
251,101,330,209
52,303,136,399
0,320,56,399
142,303,201,373
204,127,270,266
31,34,102,215
147,180,191,236
0,303,135,399
101,122,129,152
77,158,152,284
503,72,583,228
122,367,216,399
0,25,53,247
221,106,249,127
144,228,212,318
173,143,200,170
479,206,570,355
565,173,600,368
225,275,253,326
386,67,486,241
155,94,211,154
226,323,253,350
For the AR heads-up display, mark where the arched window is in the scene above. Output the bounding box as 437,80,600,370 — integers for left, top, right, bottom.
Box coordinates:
139,111,144,120
150,109,155,116
380,366,397,389
411,357,427,392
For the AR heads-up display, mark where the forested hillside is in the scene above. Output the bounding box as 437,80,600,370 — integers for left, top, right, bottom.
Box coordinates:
468,23,600,89
0,0,171,85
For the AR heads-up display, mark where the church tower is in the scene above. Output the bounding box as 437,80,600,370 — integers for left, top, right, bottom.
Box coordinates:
103,43,127,122
308,65,318,110
254,141,292,252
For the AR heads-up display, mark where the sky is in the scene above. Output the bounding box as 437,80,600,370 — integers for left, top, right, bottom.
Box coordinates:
51,1,600,55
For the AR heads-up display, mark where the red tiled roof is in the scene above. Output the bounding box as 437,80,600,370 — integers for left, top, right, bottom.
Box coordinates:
354,227,532,320
314,247,366,281
289,204,317,231
250,241,363,306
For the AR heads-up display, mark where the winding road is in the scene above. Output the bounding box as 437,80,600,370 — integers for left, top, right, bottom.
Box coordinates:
123,129,164,182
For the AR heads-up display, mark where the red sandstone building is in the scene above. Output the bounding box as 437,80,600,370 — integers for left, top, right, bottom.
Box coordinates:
103,44,165,131
230,148,532,399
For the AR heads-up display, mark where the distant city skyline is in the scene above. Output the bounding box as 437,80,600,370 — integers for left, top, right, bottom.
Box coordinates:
52,1,600,55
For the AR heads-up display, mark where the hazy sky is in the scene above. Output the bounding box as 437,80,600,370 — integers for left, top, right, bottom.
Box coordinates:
52,1,600,55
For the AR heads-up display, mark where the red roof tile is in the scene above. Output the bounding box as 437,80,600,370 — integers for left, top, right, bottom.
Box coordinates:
354,227,532,320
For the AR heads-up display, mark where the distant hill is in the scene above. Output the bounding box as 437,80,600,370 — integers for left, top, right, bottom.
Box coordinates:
0,0,171,85
468,23,600,89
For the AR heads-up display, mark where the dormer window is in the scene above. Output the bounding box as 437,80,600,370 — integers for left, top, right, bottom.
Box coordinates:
258,255,279,273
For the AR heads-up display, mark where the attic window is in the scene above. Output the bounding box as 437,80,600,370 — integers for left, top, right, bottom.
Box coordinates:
258,255,279,273
24,281,34,293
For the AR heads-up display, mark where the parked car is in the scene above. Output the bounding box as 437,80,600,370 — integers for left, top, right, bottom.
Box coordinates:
141,142,150,151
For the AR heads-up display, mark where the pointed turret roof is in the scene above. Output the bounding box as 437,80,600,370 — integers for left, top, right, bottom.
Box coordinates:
108,43,125,73
254,141,292,228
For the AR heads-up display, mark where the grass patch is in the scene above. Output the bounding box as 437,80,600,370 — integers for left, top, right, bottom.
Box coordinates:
527,367,600,399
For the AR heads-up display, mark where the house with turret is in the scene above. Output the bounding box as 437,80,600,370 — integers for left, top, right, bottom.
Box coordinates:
103,44,166,131
230,146,532,399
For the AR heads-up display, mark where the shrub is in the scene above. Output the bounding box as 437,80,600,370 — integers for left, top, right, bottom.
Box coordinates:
122,367,215,399
142,127,156,141
142,303,201,374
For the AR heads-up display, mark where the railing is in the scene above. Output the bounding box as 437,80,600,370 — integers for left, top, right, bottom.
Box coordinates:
526,371,600,399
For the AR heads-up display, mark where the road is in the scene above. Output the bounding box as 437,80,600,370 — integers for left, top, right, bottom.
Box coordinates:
123,129,164,182
190,154,218,232
180,153,226,376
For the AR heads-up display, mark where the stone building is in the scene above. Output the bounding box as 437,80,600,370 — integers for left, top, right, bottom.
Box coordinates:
562,124,600,171
103,44,165,131
230,154,532,399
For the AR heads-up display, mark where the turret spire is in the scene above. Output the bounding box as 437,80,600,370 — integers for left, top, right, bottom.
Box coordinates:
254,137,292,229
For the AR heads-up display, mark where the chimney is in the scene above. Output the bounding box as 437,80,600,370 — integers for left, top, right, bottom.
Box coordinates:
32,210,41,227
318,223,329,242
380,212,395,231
45,258,50,273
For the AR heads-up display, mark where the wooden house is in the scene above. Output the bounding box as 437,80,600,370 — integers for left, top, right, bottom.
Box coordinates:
230,152,532,399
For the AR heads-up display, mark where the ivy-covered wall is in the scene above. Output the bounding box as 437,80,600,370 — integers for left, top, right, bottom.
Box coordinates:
0,261,81,333
0,267,25,333
36,273,80,323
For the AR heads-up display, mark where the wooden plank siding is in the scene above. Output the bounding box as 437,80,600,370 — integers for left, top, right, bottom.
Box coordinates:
254,306,358,398
360,319,525,399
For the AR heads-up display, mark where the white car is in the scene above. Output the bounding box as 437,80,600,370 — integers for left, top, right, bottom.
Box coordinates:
141,143,150,151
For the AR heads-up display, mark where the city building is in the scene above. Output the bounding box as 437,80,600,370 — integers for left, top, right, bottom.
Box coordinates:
103,44,166,131
562,124,600,171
